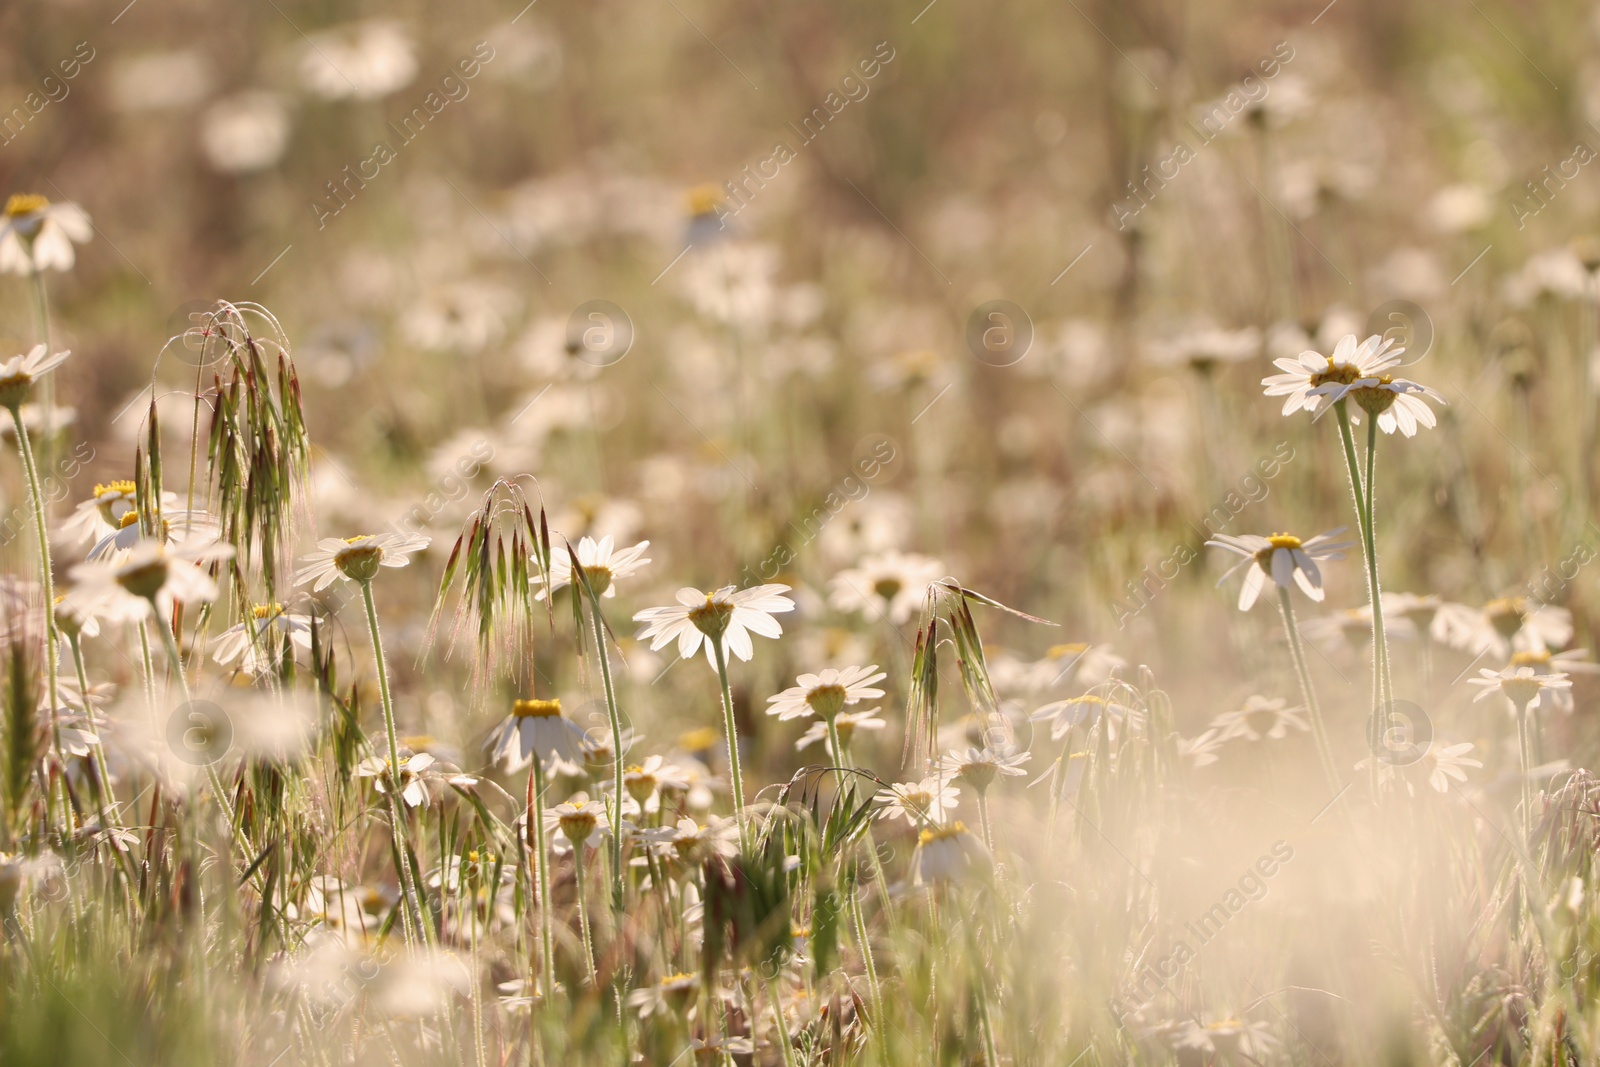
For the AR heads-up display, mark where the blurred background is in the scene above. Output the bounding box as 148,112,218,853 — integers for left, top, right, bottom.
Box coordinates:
2,0,1600,764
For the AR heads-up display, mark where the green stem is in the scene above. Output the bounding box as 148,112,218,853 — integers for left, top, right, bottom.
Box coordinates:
767,976,798,1067
1277,587,1340,791
359,579,426,946
573,846,597,986
1364,417,1395,731
1334,404,1383,793
977,792,995,853
28,269,54,479
585,592,627,912
530,759,557,1000
710,638,748,851
1515,696,1535,839
10,407,62,759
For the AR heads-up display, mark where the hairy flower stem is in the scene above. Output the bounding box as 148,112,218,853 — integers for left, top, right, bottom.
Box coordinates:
10,408,62,761
1277,588,1340,791
529,759,558,1002
573,849,597,987
1514,695,1535,838
584,592,627,912
710,638,749,852
1335,403,1391,792
28,269,54,475
1364,418,1396,728
359,579,427,947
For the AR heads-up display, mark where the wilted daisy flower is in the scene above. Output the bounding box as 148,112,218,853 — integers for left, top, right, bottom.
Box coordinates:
67,539,234,621
0,345,70,411
1206,528,1351,610
1209,695,1309,741
632,584,793,665
1469,665,1573,710
765,665,886,721
1261,334,1403,417
795,708,886,754
300,21,418,101
876,776,960,826
212,603,316,673
534,534,651,600
828,552,944,625
294,533,429,590
485,697,588,773
910,822,991,885
938,742,1032,794
544,792,610,853
0,195,90,274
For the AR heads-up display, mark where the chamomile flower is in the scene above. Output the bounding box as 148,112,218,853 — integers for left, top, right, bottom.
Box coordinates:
355,752,460,809
1029,691,1136,741
87,510,221,562
1505,648,1598,712
1172,1017,1278,1058
625,972,699,1019
1359,741,1483,796
1014,641,1126,692
1209,695,1309,741
632,584,794,666
938,742,1032,793
0,344,70,411
794,708,886,755
1433,597,1573,659
544,792,610,853
66,539,234,622
1469,665,1573,710
534,534,651,599
876,776,960,826
213,603,316,673
294,533,430,591
765,665,886,721
620,754,688,806
827,552,944,625
0,194,91,274
1261,333,1402,417
657,815,739,864
60,482,174,545
485,697,588,774
1178,729,1227,768
1315,369,1446,437
910,821,991,885
1206,528,1351,610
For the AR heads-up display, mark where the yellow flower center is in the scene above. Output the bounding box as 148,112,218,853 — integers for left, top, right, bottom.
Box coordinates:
1265,533,1303,550
94,481,136,499
678,726,717,751
872,577,904,600
334,536,385,581
805,683,848,720
1309,358,1360,387
1511,649,1552,667
687,594,735,638
119,510,141,529
685,184,723,217
513,697,563,719
919,821,969,845
4,194,47,218
252,603,284,620
1046,642,1088,659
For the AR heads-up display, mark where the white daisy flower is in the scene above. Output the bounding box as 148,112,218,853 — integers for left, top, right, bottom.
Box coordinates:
0,344,70,411
1178,729,1226,768
484,697,588,774
299,20,418,101
632,584,794,666
1359,741,1483,796
1505,648,1598,712
1469,665,1573,710
765,664,886,721
1012,641,1126,692
543,792,610,853
356,752,469,808
1028,691,1137,741
653,815,739,864
534,534,651,600
876,776,960,826
619,754,688,806
1261,333,1402,417
1173,1018,1278,1058
794,708,886,755
937,742,1032,793
1433,598,1572,660
66,538,234,622
1206,528,1351,610
294,533,430,591
1209,695,1309,741
1314,370,1446,437
60,482,179,546
909,821,991,885
213,603,316,673
87,510,221,562
625,972,699,1019
827,551,945,625
0,194,91,274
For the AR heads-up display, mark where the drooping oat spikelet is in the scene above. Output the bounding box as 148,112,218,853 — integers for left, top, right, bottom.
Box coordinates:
424,477,551,692
193,301,310,603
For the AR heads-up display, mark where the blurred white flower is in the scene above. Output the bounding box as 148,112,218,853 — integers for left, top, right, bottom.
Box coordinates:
200,92,291,173
300,21,418,101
